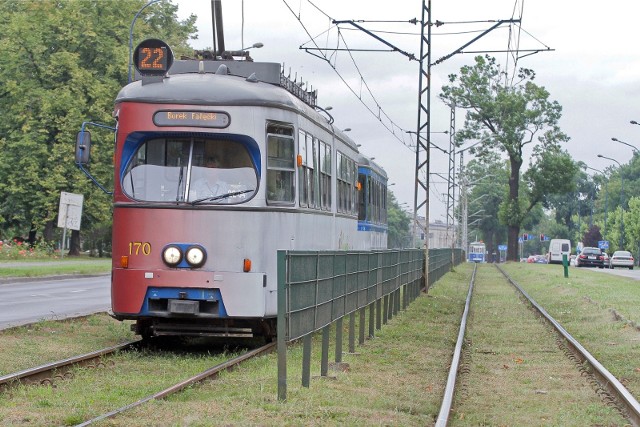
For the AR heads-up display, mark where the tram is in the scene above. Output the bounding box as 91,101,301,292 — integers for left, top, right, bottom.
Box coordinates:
468,241,486,263
75,39,387,339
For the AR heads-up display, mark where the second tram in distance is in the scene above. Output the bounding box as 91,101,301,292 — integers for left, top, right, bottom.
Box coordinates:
468,241,486,263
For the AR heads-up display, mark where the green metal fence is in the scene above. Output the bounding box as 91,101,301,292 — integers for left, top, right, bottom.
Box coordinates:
277,248,464,400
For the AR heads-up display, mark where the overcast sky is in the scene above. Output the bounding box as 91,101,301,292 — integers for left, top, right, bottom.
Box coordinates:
172,0,640,222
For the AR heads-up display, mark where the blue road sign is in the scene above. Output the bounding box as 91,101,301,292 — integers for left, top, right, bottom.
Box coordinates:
498,245,507,251
598,240,609,250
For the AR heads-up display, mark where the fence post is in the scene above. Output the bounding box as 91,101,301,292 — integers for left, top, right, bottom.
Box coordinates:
277,250,287,401
335,317,343,363
321,325,330,376
302,333,312,387
349,311,356,353
369,302,375,338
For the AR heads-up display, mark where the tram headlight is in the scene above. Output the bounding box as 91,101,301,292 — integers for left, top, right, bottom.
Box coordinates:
185,245,206,268
162,245,183,267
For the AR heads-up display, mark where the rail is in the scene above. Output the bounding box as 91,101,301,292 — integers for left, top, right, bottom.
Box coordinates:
435,262,477,426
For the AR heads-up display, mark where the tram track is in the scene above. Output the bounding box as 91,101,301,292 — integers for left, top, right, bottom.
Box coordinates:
0,340,140,392
0,337,275,426
75,342,275,426
436,263,640,426
496,264,640,425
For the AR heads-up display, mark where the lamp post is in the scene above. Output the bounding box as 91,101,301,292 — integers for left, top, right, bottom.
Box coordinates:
597,154,624,249
128,0,162,83
611,137,639,154
585,166,608,236
631,120,640,126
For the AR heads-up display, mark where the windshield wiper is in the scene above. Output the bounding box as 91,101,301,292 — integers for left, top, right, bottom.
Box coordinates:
191,189,254,206
176,166,184,203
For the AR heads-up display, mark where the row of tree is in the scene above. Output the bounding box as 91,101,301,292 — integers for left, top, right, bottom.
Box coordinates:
463,148,640,259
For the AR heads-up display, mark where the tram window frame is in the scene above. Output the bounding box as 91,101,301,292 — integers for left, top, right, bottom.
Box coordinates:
358,173,366,220
266,122,295,205
319,140,331,210
337,151,356,215
298,130,320,209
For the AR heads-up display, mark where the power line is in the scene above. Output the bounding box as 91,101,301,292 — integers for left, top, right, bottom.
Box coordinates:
281,0,416,151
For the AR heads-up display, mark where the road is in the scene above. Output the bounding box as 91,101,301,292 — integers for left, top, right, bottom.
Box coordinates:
586,266,640,280
0,275,110,329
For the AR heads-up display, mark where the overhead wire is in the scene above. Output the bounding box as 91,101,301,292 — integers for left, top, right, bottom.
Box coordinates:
281,0,417,151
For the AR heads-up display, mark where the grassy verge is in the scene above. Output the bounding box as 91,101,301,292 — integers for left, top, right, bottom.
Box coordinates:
500,263,640,399
0,259,110,278
0,314,135,376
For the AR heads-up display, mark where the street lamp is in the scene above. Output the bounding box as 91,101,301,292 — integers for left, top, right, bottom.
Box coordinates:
597,154,624,249
128,0,162,83
631,120,640,126
585,166,608,236
611,137,639,153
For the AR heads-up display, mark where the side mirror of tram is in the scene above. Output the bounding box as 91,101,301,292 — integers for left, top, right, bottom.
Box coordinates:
75,130,91,165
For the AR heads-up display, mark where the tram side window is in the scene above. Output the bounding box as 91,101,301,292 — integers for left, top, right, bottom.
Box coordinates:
298,130,321,209
337,151,356,215
297,130,309,208
319,140,331,210
266,124,295,204
358,173,366,220
382,184,387,223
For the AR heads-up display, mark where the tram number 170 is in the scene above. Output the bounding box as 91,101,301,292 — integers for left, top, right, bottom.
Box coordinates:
129,242,151,256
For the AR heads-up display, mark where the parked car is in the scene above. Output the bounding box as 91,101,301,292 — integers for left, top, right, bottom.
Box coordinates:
575,247,605,268
533,255,548,264
601,251,609,265
609,250,634,269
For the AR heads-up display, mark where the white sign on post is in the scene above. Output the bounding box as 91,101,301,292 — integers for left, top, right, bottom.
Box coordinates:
58,192,84,257
58,192,84,231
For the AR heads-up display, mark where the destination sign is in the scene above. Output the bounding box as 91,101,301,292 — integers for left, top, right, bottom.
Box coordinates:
153,111,231,128
133,39,173,76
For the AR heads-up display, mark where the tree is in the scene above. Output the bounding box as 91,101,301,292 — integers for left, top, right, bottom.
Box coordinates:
463,153,508,255
582,225,602,248
440,55,575,261
0,0,196,253
386,191,411,248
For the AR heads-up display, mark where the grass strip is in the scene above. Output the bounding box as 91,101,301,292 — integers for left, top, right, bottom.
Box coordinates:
449,264,626,426
0,259,110,278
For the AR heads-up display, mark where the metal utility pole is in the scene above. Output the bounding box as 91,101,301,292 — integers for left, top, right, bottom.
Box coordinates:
445,104,456,247
413,0,431,288
211,0,225,58
446,104,456,269
458,150,468,254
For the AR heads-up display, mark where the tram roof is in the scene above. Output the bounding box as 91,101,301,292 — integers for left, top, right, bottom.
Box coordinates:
118,65,302,111
118,61,362,152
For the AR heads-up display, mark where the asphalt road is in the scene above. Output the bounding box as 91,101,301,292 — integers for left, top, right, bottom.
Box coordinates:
0,275,110,329
590,266,640,280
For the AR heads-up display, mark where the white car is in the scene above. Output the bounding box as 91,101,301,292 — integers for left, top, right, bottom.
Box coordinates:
609,251,634,269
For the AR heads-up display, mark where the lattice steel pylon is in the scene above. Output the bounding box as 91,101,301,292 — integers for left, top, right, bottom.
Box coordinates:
445,104,456,248
412,0,431,286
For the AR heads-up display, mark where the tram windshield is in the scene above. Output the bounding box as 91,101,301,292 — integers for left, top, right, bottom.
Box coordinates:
122,137,257,204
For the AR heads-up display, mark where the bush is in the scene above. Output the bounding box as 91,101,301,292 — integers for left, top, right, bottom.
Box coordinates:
0,239,58,260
